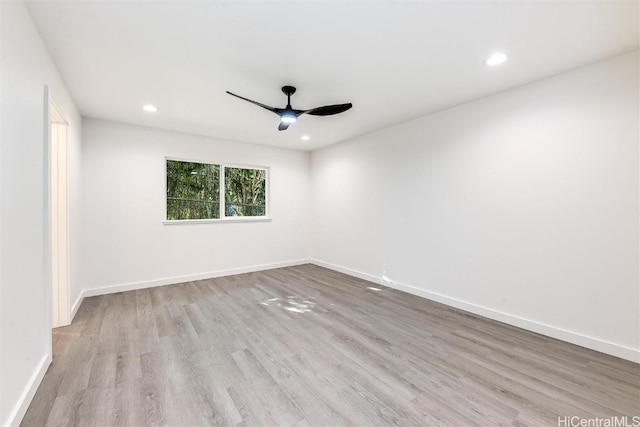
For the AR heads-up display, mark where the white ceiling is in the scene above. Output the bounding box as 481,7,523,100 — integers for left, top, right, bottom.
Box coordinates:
26,0,638,151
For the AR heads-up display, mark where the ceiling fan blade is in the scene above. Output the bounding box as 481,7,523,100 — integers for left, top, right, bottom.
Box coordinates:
278,122,291,131
305,103,353,116
226,91,279,113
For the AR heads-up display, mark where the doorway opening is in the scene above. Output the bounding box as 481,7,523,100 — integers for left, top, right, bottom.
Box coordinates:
50,102,70,328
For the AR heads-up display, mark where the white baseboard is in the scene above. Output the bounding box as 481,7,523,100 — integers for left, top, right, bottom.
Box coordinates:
311,259,640,363
70,292,83,322
4,352,52,427
74,259,312,307
312,259,381,284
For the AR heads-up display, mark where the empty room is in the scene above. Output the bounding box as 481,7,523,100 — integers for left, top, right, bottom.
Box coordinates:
1,0,639,426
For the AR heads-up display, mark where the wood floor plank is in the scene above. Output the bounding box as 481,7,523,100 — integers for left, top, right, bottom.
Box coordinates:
22,264,640,426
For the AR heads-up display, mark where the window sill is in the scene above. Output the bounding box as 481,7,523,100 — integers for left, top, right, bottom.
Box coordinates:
163,217,272,225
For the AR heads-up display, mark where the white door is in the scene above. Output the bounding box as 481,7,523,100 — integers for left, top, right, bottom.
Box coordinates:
50,102,70,328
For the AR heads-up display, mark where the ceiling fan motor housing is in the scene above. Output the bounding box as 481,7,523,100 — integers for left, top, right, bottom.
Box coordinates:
282,85,297,96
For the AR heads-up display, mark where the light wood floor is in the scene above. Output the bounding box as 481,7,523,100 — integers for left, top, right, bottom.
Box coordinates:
23,264,639,426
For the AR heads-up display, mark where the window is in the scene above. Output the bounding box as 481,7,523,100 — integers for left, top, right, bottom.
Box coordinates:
166,160,220,220
166,159,268,222
225,167,267,217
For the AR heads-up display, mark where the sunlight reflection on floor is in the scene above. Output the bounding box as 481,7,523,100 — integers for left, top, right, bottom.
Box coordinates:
259,295,317,313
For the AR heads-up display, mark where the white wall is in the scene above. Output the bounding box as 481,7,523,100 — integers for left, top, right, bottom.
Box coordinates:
311,52,639,362
0,1,82,425
79,119,310,296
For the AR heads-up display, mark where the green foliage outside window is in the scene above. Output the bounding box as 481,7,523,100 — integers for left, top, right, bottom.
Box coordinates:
225,167,266,217
166,160,220,220
166,159,267,220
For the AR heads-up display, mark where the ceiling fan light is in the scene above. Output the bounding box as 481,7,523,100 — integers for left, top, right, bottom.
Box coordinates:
281,113,297,124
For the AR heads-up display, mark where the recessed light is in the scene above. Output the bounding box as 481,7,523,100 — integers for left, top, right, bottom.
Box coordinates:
485,52,508,66
301,135,310,141
142,104,159,112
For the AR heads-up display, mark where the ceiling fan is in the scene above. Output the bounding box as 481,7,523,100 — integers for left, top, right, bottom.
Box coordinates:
226,86,352,131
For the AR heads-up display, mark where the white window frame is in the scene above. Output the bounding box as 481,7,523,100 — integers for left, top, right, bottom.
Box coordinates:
164,157,271,224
